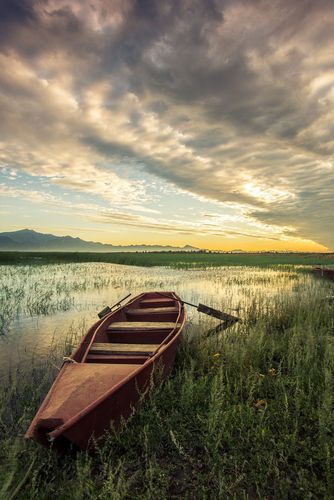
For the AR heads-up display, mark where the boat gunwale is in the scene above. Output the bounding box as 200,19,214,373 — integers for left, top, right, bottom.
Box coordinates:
46,292,185,442
25,317,104,441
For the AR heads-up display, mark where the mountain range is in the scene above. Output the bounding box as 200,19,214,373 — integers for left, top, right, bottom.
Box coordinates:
0,229,198,252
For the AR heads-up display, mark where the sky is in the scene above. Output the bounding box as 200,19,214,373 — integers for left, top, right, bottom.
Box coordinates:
0,0,333,251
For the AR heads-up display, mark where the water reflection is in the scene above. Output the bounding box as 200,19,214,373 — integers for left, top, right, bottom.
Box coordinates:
0,263,315,373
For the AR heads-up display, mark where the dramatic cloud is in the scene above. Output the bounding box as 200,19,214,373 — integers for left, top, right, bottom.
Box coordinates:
0,0,333,249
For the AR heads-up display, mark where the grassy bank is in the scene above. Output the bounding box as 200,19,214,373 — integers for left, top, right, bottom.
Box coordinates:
1,280,333,498
1,251,334,268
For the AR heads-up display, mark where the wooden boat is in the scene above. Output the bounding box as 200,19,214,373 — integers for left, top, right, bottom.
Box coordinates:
313,267,334,281
25,291,186,451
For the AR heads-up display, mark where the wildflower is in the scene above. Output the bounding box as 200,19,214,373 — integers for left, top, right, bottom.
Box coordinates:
268,368,277,376
254,399,267,410
213,353,221,358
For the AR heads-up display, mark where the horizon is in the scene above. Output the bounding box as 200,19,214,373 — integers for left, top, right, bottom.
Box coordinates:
1,1,333,252
1,227,333,254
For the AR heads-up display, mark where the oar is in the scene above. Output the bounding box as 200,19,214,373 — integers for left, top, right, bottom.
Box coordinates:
156,292,240,324
98,293,132,319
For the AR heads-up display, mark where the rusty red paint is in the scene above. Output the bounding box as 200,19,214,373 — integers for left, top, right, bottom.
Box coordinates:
313,267,334,281
25,291,186,451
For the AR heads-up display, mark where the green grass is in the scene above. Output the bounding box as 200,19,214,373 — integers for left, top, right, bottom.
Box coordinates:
1,280,334,498
1,251,334,268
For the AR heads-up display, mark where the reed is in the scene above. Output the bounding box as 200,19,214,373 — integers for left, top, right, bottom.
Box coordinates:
0,262,312,336
1,250,334,268
1,279,333,499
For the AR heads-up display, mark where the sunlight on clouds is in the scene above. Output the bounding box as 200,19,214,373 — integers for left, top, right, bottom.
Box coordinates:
309,72,334,97
242,182,296,205
0,143,147,208
0,0,334,249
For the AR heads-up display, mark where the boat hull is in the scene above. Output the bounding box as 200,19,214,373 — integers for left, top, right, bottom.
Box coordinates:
58,334,180,450
26,291,185,451
313,267,334,281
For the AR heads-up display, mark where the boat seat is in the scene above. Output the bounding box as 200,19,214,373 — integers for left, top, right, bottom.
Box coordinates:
107,322,179,331
90,342,160,355
126,307,178,315
140,298,176,308
86,354,147,364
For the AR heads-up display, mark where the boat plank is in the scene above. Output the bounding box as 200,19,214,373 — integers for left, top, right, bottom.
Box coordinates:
86,354,146,364
107,321,179,331
127,307,178,314
140,298,175,305
90,342,160,354
36,364,138,422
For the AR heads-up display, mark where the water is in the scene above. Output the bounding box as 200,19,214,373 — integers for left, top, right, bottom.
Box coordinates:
0,263,314,374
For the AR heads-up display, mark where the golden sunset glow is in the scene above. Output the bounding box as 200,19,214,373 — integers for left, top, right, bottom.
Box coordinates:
1,1,333,251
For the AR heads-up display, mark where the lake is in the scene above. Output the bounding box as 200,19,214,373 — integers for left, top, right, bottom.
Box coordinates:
0,262,320,374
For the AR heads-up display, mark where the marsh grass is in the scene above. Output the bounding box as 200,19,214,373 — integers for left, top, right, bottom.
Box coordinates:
1,280,334,499
1,251,334,270
0,263,135,335
0,263,307,338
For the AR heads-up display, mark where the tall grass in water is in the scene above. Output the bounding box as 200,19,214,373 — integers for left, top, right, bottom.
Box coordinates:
1,250,334,268
0,263,305,337
0,262,135,335
1,284,333,498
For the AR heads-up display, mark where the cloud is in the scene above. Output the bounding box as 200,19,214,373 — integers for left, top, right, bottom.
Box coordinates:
0,0,333,248
1,182,295,242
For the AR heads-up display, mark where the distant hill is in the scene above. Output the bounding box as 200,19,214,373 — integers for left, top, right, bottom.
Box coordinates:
0,229,199,252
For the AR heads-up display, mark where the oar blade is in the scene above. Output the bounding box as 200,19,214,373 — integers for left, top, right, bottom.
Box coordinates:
197,303,239,324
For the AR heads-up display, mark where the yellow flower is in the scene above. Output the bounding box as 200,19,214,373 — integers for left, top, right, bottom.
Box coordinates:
268,368,277,376
213,353,221,358
255,399,267,409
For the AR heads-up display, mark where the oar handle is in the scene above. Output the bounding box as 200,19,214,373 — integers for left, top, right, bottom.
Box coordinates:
98,293,132,319
179,299,198,308
110,293,132,310
155,292,197,309
155,292,240,323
